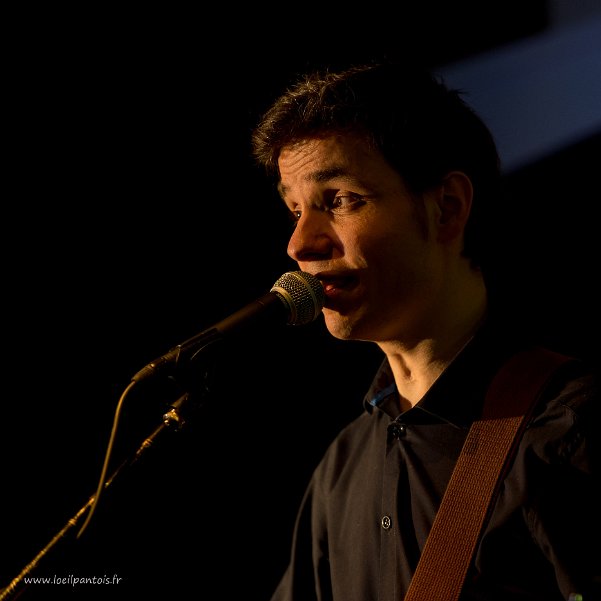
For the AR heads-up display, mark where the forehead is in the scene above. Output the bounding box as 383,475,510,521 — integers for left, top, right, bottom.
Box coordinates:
277,134,384,196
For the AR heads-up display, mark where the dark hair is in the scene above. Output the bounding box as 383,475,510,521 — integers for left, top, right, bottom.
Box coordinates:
251,60,501,268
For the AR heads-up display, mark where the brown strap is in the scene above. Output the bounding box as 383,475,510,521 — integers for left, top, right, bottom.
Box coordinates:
404,347,572,601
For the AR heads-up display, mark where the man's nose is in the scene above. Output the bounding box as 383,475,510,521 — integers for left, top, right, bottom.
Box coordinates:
287,210,332,262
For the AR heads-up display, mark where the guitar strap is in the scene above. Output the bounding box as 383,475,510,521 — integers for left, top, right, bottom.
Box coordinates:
404,346,573,601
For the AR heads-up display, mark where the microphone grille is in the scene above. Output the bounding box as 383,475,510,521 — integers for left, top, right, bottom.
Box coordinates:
271,271,325,326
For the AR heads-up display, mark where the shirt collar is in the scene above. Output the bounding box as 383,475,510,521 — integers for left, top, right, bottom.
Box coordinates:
362,315,525,428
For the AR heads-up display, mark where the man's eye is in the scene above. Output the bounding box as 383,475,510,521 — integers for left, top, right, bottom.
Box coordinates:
332,194,362,210
287,209,301,227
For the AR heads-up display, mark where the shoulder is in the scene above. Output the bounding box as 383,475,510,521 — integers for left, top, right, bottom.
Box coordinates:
528,355,600,466
543,355,600,417
495,346,600,418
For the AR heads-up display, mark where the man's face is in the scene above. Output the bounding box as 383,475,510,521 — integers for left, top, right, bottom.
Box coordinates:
277,134,446,344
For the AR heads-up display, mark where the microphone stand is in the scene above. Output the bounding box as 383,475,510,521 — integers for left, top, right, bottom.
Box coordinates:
0,391,196,601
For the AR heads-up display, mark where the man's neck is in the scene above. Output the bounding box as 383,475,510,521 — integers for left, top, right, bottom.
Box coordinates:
380,275,488,410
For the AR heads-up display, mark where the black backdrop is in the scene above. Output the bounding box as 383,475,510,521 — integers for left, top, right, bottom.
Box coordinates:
3,4,600,600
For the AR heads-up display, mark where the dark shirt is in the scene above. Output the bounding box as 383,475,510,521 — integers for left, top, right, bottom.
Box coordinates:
270,320,601,600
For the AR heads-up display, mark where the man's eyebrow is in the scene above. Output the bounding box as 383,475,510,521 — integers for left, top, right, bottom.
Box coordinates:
277,167,349,198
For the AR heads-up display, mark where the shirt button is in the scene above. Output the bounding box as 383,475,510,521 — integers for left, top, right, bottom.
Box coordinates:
381,515,392,530
387,422,407,441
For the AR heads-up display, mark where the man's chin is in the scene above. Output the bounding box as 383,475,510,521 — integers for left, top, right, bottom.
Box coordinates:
323,310,360,341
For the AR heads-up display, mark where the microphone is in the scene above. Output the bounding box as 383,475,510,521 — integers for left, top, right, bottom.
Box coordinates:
131,271,325,383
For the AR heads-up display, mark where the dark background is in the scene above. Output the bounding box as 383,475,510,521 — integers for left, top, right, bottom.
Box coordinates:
2,3,600,599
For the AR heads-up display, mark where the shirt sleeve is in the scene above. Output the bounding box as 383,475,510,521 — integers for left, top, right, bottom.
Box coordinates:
527,365,601,599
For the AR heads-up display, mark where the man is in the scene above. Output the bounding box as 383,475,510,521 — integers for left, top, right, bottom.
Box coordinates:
251,61,600,600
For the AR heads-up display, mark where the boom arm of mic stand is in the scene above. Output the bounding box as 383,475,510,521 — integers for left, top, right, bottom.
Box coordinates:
0,392,194,601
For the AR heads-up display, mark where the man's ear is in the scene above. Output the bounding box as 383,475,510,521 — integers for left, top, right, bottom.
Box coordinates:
434,171,473,243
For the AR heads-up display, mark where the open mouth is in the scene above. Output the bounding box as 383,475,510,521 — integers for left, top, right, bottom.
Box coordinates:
317,273,358,305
